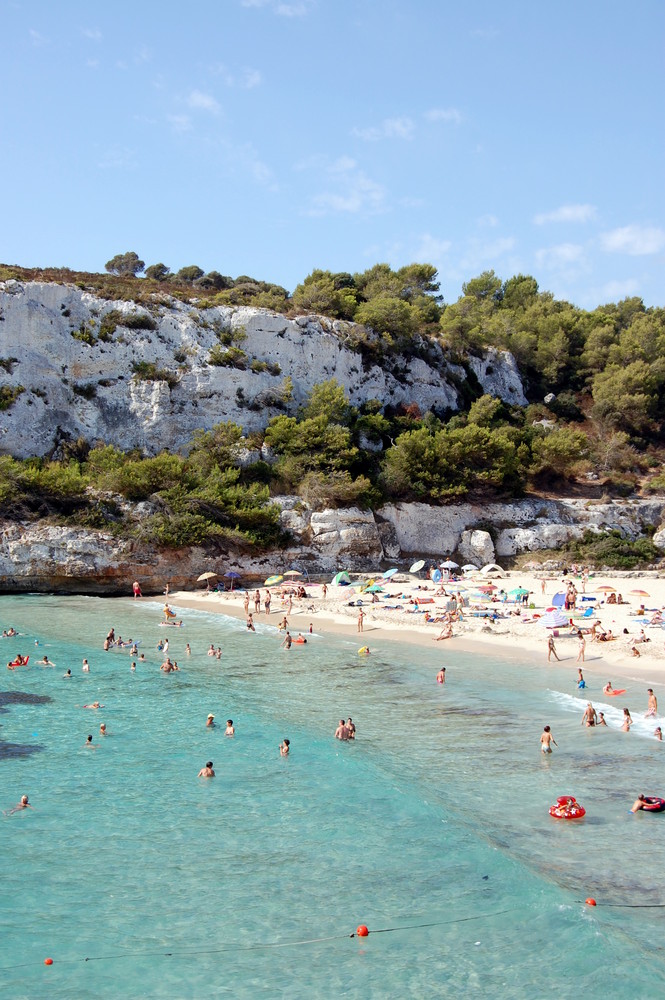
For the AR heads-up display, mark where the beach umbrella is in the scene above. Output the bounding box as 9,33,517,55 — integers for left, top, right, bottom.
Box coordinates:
366,584,384,593
409,559,425,573
440,560,459,569
595,585,615,593
539,611,570,628
478,584,497,592
461,564,478,572
264,575,283,586
628,589,650,597
283,570,302,578
332,571,351,585
509,587,529,596
197,571,218,582
382,568,399,579
223,571,241,591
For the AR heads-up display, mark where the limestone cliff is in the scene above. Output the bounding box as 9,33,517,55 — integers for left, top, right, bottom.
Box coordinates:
0,279,526,458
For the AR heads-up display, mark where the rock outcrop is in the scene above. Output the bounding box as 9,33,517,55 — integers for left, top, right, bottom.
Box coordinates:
0,279,526,458
1,496,662,593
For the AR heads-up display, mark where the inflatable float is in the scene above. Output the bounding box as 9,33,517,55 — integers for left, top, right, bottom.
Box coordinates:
358,646,370,655
159,621,184,627
7,655,29,670
549,795,586,820
604,688,626,696
641,797,665,812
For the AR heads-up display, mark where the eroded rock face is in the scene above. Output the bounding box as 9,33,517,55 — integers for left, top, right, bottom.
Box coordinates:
458,529,495,566
0,280,526,458
1,492,663,592
653,527,665,551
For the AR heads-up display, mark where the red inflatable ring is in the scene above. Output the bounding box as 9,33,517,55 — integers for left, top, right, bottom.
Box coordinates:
641,797,665,812
549,795,586,820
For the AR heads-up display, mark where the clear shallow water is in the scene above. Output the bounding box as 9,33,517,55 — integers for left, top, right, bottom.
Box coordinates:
0,594,664,999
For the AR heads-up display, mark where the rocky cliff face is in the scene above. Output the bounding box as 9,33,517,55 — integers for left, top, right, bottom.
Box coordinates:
0,279,526,458
1,497,662,593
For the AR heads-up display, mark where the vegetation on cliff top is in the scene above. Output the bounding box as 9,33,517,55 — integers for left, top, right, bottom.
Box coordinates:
0,259,664,556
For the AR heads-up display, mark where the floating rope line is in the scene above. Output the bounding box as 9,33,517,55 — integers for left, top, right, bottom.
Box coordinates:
577,900,665,909
0,906,526,972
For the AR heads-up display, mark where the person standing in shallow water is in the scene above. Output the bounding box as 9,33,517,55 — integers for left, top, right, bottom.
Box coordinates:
540,725,557,753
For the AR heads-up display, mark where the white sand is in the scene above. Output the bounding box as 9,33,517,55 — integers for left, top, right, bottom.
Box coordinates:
167,569,665,693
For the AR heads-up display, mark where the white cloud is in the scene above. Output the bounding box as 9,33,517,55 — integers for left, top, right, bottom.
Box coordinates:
411,233,453,261
29,28,49,46
211,63,262,88
85,58,100,69
81,27,102,41
305,159,386,217
97,146,137,170
168,114,193,133
241,0,312,13
187,90,221,114
533,204,596,225
593,278,641,301
459,237,516,272
352,117,415,141
535,243,585,269
600,224,665,256
424,108,462,125
477,214,499,228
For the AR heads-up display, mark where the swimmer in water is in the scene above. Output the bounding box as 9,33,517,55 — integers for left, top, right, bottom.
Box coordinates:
83,702,103,709
63,669,72,678
335,720,350,740
436,667,446,684
84,735,99,748
655,727,663,741
603,681,615,694
206,713,215,727
279,739,290,756
99,723,108,736
598,712,608,726
581,703,597,727
185,644,191,655
4,794,34,815
198,761,215,778
38,655,55,666
130,661,136,671
82,659,90,672
631,795,651,812
225,720,235,736
346,717,356,739
540,725,557,753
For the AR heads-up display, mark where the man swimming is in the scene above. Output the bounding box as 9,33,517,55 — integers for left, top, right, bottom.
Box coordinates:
4,794,34,815
198,761,215,777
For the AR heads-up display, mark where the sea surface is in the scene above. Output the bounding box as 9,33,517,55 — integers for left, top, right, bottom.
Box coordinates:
1,594,664,999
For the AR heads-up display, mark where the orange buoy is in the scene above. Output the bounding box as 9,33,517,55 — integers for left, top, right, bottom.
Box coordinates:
585,898,597,906
44,957,54,965
356,924,369,937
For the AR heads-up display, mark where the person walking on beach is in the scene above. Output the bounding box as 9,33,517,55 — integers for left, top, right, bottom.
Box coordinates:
264,590,271,616
581,703,597,727
547,635,560,661
576,633,586,663
357,609,365,633
198,761,215,777
541,579,546,598
254,590,261,614
645,689,658,718
132,581,142,599
540,725,557,753
243,592,250,615
621,708,633,731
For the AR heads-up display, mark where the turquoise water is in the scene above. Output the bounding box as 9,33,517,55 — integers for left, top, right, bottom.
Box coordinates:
1,594,664,999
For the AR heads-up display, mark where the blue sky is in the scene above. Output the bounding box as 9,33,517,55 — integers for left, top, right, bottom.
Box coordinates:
2,0,663,308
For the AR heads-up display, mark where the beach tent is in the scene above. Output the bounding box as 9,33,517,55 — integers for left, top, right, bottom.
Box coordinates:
332,571,351,585
551,592,566,607
480,564,505,577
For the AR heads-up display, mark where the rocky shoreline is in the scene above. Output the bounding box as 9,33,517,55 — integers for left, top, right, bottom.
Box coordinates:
1,494,664,593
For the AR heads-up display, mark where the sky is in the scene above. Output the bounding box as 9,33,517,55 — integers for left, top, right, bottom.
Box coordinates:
2,0,664,309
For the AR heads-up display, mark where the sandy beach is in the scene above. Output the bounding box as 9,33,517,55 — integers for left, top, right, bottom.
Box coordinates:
168,568,665,692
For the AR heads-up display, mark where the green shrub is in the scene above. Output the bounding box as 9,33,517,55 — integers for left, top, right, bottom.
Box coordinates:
0,385,24,410
71,324,96,345
565,529,661,569
0,357,19,373
208,345,248,369
131,362,179,389
72,383,97,400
